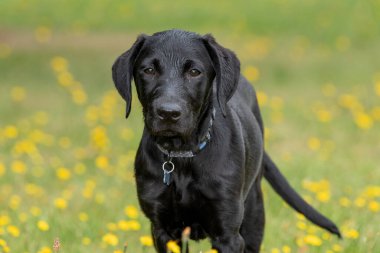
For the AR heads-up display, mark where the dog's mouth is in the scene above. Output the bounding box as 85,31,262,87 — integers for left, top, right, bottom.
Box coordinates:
156,130,180,137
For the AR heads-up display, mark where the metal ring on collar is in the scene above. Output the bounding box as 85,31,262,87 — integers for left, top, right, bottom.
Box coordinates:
162,161,175,173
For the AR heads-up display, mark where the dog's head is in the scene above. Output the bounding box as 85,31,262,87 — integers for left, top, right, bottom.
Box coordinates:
112,30,240,139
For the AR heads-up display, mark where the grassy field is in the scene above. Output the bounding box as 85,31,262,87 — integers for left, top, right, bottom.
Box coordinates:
1,0,380,252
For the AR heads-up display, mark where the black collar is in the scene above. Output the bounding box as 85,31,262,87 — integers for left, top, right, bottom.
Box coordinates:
156,107,216,158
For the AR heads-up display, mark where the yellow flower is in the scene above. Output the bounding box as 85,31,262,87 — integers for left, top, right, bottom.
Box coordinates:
0,162,5,176
316,190,330,203
102,233,119,246
271,248,280,253
364,186,380,198
0,215,11,226
339,197,351,207
343,228,359,239
243,66,260,82
124,205,139,219
3,125,18,138
368,201,380,212
354,197,366,208
166,240,180,253
56,167,71,181
78,212,89,222
282,245,291,253
11,86,26,102
30,206,42,216
307,137,321,151
54,198,68,209
315,109,332,123
205,250,218,253
96,155,109,169
58,71,74,86
332,244,342,252
11,160,27,174
51,57,68,73
256,91,268,107
37,246,52,253
139,236,153,247
7,225,20,237
37,220,50,231
34,26,52,43
82,237,91,245
354,112,373,130
375,81,380,97
9,195,21,210
303,234,322,246
72,88,87,105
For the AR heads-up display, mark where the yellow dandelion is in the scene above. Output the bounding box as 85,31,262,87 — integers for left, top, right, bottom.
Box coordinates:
37,220,50,231
139,236,153,247
316,190,330,203
72,88,87,105
54,198,68,209
322,83,336,97
282,245,291,253
368,201,380,212
364,186,380,198
102,233,119,246
243,66,260,82
78,212,89,222
124,205,139,219
332,244,342,252
205,250,218,253
9,195,21,210
375,81,380,97
3,125,18,138
11,160,27,174
354,197,366,208
316,109,332,123
166,240,180,253
58,71,74,87
339,197,351,207
11,86,26,102
307,137,321,151
296,221,307,230
303,234,322,246
82,237,91,245
354,112,373,130
37,246,52,253
58,137,71,149
0,215,11,226
271,248,280,253
343,228,359,239
0,162,5,176
371,106,380,121
30,206,42,216
56,167,71,181
51,57,68,72
34,26,52,43
7,225,20,237
96,155,109,169
256,91,268,106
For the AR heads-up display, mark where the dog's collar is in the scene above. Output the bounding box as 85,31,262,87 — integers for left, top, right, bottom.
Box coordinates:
156,107,216,158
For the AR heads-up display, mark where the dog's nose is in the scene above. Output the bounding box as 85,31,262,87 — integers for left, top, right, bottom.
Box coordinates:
156,104,182,121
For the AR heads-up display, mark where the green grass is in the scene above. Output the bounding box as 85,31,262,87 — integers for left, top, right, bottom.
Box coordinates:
0,1,380,252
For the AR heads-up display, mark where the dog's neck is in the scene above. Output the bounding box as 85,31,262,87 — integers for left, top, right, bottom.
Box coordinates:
154,102,215,156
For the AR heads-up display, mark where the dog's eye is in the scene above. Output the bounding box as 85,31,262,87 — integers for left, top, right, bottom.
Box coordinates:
144,68,156,75
189,69,201,77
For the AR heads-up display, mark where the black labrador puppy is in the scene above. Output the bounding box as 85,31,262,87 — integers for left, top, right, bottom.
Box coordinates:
112,30,340,253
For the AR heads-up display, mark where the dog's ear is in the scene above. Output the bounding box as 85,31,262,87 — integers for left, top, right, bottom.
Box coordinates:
112,35,146,118
203,34,240,117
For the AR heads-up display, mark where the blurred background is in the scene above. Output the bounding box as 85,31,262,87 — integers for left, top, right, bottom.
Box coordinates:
0,0,379,252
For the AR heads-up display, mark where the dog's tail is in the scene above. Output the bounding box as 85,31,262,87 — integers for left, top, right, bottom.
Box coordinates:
263,151,341,237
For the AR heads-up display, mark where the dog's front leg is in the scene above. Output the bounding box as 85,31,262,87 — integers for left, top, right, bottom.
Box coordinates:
151,225,172,253
211,233,245,253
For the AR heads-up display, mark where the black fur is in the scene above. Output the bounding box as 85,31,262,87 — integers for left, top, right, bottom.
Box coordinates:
112,30,341,253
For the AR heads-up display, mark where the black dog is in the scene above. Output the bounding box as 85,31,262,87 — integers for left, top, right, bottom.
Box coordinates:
112,30,340,253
